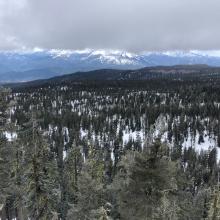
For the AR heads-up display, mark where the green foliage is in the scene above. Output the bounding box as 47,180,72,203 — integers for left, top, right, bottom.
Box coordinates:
19,114,59,220
2,78,220,219
67,155,105,220
111,142,178,219
0,88,18,219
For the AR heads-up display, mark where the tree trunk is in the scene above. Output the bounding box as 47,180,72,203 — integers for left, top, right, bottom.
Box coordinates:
16,202,28,220
0,205,6,220
212,191,218,220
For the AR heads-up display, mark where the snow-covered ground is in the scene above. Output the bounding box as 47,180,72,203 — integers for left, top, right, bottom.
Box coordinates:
152,114,220,162
182,130,220,161
3,131,17,141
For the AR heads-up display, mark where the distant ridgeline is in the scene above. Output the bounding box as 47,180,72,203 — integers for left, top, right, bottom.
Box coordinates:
1,66,220,219
1,49,220,82
3,64,220,89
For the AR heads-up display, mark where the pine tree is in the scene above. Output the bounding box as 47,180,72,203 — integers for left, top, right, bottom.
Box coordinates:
21,113,59,219
67,147,105,220
0,88,18,219
111,141,178,220
64,142,83,205
51,124,69,219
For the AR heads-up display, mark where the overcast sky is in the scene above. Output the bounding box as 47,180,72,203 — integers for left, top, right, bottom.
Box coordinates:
0,0,220,52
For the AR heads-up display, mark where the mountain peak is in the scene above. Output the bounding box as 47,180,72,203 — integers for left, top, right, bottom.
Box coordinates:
1,49,220,82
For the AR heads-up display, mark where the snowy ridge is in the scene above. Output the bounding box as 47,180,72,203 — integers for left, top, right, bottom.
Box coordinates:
2,49,220,82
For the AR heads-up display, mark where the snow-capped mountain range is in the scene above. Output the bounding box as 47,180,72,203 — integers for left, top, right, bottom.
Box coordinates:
1,49,220,82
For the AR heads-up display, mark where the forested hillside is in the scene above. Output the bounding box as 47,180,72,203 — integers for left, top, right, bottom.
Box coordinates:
1,73,220,219
6,64,220,89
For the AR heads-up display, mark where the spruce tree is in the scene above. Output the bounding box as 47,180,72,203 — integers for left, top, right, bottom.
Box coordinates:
0,88,17,219
111,141,178,220
21,113,59,219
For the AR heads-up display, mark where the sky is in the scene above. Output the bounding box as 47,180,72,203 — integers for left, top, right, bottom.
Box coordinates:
0,0,220,53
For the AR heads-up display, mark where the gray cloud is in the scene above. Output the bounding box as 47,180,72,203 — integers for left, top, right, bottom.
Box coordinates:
0,0,220,52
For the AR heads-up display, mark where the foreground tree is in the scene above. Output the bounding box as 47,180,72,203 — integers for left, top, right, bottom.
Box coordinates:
20,113,59,220
111,141,178,220
67,147,105,220
0,88,17,219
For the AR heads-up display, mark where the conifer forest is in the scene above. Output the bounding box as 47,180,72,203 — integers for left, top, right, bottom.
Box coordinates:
1,73,220,220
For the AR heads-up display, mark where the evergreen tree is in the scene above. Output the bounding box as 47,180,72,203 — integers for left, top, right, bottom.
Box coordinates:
0,88,18,219
111,141,178,220
21,113,58,220
67,148,105,220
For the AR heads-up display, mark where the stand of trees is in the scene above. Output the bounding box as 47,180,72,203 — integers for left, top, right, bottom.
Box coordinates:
1,76,220,219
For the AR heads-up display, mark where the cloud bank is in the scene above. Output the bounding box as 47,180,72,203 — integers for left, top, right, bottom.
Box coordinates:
0,0,220,52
